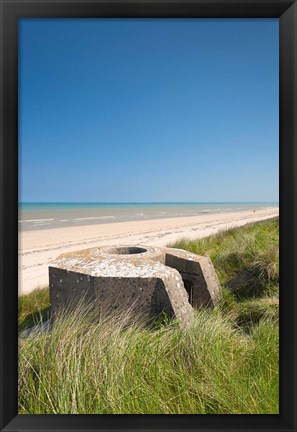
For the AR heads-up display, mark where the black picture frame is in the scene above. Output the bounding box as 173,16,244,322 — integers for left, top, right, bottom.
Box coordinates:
0,1,296,431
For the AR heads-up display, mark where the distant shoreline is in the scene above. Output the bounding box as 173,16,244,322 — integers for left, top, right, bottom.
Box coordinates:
18,207,279,295
19,202,279,232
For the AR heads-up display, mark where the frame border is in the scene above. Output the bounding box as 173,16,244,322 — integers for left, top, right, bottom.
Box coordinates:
1,1,296,431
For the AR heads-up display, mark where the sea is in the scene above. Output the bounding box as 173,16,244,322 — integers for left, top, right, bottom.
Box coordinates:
18,202,279,231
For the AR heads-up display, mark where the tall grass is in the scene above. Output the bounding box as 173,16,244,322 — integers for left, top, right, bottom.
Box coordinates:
18,287,50,331
19,304,278,414
18,218,279,414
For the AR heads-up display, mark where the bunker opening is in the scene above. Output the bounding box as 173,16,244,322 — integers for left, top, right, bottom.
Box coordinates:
183,279,194,305
106,246,147,255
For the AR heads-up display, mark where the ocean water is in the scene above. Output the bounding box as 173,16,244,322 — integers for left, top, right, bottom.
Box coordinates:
18,202,278,231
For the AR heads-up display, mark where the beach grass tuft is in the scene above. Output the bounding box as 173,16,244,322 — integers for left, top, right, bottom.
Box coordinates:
18,287,50,331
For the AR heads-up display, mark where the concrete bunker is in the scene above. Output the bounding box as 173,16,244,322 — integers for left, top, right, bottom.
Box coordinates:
49,245,221,325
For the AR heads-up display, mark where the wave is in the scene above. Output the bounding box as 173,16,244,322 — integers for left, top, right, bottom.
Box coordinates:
73,216,115,221
19,218,54,223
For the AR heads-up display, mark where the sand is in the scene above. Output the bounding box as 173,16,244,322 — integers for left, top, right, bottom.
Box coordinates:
18,207,279,295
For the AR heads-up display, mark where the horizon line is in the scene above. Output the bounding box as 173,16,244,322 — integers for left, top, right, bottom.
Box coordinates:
19,201,279,204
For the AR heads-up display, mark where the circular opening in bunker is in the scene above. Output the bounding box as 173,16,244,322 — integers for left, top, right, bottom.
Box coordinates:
107,246,147,255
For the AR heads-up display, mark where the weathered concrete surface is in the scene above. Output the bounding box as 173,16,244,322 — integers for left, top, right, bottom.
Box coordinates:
49,245,221,325
163,248,222,307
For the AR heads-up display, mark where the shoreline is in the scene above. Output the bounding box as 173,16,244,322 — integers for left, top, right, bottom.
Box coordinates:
19,203,278,231
19,208,279,295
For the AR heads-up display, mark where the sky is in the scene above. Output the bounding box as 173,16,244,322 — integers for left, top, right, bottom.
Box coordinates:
19,18,279,203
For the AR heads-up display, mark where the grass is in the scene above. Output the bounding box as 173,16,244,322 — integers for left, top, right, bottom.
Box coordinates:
18,287,50,331
19,305,278,414
18,218,279,414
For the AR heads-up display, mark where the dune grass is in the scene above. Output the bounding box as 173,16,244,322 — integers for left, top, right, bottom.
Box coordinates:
18,287,50,331
19,305,278,414
18,218,279,414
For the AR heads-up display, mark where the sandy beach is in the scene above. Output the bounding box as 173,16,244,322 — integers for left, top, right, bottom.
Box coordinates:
18,207,279,295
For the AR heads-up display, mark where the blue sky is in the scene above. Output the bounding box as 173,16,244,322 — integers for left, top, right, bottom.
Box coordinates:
19,18,279,203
